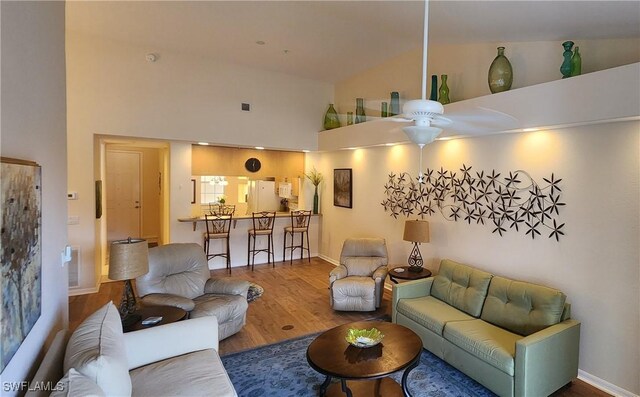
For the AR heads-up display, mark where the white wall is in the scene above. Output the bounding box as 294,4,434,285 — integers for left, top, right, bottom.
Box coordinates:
0,1,68,393
66,33,334,290
316,121,640,395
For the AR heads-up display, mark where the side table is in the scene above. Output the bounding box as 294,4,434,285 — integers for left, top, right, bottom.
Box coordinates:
388,266,432,284
123,305,188,333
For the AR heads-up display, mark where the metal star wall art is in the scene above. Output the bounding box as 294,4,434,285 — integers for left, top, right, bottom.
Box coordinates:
381,165,566,241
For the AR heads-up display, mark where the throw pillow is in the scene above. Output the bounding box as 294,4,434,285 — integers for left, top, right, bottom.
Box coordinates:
63,302,131,397
50,368,105,397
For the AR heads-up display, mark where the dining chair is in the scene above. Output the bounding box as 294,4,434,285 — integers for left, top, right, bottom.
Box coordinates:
204,212,233,272
282,210,311,264
247,211,276,270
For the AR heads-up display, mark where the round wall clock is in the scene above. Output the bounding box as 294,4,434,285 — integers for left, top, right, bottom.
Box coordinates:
245,157,261,173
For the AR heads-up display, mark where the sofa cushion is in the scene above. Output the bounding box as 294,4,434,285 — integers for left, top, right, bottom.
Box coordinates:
130,349,236,397
50,368,105,397
480,276,567,336
343,257,386,276
63,302,132,397
191,294,249,323
331,277,376,311
396,296,475,335
444,319,522,376
431,259,493,317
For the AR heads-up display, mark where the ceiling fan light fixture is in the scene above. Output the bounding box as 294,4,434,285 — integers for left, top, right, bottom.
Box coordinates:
402,125,443,146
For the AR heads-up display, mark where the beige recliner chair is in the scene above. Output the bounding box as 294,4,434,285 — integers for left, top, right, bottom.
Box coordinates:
329,238,389,311
136,243,250,340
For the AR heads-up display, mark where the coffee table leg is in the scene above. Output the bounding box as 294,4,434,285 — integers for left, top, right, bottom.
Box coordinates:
401,358,420,397
340,379,353,397
319,375,331,396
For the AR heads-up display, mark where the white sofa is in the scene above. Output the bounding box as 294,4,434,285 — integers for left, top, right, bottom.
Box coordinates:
26,302,236,397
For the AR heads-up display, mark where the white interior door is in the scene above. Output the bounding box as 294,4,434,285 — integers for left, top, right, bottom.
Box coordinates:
106,150,141,242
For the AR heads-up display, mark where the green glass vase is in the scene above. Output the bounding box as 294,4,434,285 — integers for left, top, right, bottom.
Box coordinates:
560,41,574,79
313,186,319,214
389,92,400,116
430,75,438,101
570,46,582,77
323,104,340,130
438,74,450,104
381,102,388,118
488,46,513,93
355,98,366,124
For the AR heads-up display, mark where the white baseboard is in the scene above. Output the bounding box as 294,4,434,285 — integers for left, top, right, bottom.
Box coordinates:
578,370,638,397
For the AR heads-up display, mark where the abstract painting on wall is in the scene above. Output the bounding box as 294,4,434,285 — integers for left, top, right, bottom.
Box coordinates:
1,157,42,372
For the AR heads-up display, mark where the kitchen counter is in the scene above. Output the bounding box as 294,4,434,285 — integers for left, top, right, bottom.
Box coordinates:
178,212,321,231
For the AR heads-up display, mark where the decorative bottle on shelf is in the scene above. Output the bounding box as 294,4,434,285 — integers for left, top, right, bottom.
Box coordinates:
389,92,400,116
570,46,582,77
323,104,340,130
488,46,513,93
355,98,366,124
381,102,388,118
438,75,450,104
346,112,354,126
560,41,574,78
430,75,438,101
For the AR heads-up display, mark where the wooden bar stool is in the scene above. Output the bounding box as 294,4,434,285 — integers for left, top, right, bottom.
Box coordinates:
283,210,312,264
204,212,233,272
247,211,276,270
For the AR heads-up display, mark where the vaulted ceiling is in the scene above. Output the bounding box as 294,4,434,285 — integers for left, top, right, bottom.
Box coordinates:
66,1,640,83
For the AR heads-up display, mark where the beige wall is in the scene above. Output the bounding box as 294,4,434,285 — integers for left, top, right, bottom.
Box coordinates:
315,121,639,394
0,2,68,392
66,32,333,291
335,38,640,118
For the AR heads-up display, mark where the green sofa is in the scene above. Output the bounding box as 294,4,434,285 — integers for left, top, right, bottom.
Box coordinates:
392,259,580,397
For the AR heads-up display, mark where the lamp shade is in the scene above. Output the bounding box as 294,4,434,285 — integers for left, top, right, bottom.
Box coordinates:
108,238,149,281
403,220,430,243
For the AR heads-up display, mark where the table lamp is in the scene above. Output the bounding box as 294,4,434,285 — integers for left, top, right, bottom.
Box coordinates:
403,220,430,272
109,238,149,326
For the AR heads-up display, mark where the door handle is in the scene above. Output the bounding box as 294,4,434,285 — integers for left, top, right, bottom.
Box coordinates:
134,206,140,209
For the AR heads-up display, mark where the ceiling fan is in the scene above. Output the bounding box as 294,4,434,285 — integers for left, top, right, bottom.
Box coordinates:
387,0,517,181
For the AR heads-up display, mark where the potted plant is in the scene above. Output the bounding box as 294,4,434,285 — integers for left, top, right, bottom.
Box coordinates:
305,167,323,214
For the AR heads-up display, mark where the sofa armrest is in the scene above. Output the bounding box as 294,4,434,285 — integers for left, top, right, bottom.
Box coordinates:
205,278,250,298
140,293,196,311
329,265,348,286
124,317,219,370
391,277,434,323
515,319,581,397
372,266,388,281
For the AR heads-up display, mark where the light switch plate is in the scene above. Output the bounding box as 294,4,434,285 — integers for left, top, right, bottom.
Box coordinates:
68,216,80,225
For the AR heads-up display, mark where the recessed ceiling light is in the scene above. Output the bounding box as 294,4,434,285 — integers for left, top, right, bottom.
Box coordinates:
197,142,209,146
522,128,540,132
347,147,358,150
302,150,311,153
255,146,265,150
385,143,395,146
256,40,266,45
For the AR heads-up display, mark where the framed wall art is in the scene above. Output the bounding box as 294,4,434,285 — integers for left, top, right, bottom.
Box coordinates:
333,168,352,209
1,157,42,371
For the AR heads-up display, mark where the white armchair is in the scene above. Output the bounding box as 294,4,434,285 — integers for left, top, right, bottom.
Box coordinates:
136,243,249,340
329,238,389,311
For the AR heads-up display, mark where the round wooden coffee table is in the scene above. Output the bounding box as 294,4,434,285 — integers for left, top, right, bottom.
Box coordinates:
307,321,422,397
388,266,432,284
124,305,188,333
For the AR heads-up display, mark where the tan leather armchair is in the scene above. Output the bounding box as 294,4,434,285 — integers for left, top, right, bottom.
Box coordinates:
329,238,389,311
135,243,249,340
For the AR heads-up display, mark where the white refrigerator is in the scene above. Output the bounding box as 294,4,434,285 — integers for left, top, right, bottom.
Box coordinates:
247,180,280,214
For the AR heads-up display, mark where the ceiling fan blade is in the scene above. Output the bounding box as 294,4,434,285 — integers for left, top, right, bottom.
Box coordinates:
436,106,519,135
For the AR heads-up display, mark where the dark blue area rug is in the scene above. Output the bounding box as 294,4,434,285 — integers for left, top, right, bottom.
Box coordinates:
221,333,495,397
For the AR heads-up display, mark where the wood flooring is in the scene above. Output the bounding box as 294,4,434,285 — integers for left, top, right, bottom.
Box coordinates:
69,257,608,397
